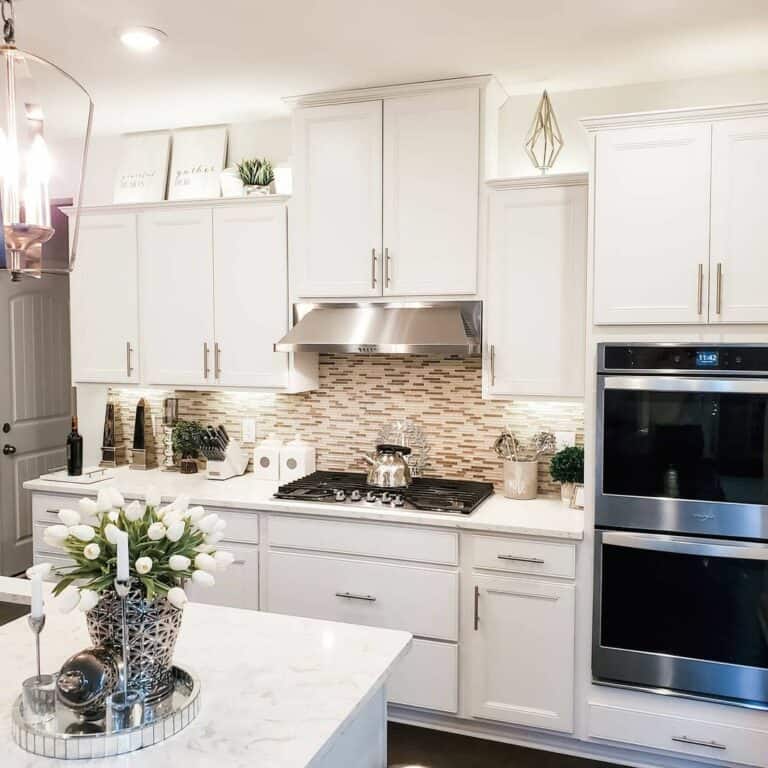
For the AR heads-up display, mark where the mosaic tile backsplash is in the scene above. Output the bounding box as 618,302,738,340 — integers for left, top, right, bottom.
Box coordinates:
109,354,584,496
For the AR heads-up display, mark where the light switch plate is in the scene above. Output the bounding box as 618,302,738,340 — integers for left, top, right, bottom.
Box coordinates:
242,418,256,444
554,431,576,450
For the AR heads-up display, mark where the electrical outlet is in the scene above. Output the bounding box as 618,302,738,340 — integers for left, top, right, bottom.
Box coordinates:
554,431,576,450
242,418,256,444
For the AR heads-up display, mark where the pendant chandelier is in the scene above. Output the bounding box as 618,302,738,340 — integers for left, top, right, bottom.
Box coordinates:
0,0,92,280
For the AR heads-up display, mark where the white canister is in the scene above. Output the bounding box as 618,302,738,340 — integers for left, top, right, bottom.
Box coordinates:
253,433,283,481
280,435,316,482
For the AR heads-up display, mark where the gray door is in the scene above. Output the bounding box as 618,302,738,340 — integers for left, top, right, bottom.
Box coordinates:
0,274,71,575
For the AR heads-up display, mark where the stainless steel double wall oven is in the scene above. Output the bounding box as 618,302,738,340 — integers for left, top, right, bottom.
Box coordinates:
594,343,768,709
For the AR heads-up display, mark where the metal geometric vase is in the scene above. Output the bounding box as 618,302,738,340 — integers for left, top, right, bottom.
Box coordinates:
86,587,183,702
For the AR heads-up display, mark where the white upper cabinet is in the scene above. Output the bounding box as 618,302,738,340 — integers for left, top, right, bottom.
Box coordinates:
486,177,586,398
70,213,140,383
382,88,479,295
292,101,383,297
710,116,768,323
591,123,712,325
212,204,288,387
140,207,215,386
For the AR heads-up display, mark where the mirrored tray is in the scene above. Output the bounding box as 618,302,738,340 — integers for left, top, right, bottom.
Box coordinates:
12,665,200,760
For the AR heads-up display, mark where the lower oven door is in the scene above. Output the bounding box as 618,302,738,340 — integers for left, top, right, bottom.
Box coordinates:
593,530,768,708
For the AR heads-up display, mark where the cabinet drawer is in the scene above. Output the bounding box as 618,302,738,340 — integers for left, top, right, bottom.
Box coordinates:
33,552,76,581
266,551,458,641
589,703,768,766
210,509,259,544
472,535,575,579
388,639,458,713
33,494,85,525
268,515,457,565
186,542,258,610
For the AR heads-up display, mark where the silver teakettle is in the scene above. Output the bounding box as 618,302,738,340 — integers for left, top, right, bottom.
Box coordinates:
362,444,413,488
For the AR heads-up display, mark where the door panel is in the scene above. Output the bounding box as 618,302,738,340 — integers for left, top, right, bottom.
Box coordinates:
70,213,139,383
593,124,711,324
213,205,288,387
293,101,382,297
0,278,71,575
383,88,479,296
711,116,768,323
139,208,215,385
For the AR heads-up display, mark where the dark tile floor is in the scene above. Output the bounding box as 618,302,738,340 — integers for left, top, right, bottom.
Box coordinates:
388,723,617,768
0,601,29,626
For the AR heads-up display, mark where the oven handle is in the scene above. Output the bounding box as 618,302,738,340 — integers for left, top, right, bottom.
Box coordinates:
603,376,768,394
602,531,768,561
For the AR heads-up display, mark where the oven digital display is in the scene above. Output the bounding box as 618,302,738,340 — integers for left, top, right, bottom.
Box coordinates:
695,350,719,368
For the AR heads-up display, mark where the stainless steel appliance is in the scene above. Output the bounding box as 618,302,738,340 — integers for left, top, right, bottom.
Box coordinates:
362,444,413,488
274,471,494,514
593,343,768,709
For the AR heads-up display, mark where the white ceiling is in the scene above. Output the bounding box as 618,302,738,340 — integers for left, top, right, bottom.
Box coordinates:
15,0,768,135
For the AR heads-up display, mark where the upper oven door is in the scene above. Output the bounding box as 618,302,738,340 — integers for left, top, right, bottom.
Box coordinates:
597,375,768,538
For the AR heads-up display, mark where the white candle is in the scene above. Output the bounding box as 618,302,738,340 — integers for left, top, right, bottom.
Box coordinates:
116,530,130,582
30,574,44,619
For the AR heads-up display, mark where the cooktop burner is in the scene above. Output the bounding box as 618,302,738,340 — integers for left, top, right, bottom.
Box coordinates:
274,471,494,514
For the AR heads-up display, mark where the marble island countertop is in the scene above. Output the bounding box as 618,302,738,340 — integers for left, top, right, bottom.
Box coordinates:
24,467,584,540
0,580,411,767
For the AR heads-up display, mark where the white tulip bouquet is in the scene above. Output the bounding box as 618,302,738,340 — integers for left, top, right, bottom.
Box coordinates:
42,486,234,613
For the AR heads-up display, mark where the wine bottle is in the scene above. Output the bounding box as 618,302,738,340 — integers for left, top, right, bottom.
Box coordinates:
66,416,84,476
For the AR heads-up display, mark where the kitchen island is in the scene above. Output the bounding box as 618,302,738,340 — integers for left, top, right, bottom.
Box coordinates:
0,578,411,767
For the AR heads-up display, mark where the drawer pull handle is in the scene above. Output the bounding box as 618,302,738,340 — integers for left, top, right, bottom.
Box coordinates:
672,736,726,751
474,585,480,630
497,555,545,564
232,559,246,566
335,591,376,602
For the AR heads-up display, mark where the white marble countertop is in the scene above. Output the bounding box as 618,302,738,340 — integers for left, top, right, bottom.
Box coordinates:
24,467,584,540
0,581,411,767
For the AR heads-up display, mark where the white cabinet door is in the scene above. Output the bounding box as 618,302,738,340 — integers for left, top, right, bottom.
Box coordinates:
293,101,382,297
593,124,711,324
487,183,586,397
70,213,139,383
710,116,768,323
383,88,479,296
213,204,288,387
469,574,575,733
139,208,214,385
186,542,259,610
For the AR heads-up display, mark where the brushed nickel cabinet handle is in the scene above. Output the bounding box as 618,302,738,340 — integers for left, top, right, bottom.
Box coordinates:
126,341,134,377
214,342,222,379
385,247,391,288
232,559,246,566
371,248,377,289
490,344,496,386
697,264,703,315
335,591,376,602
497,554,545,564
672,736,726,751
716,262,723,314
203,342,210,379
473,585,480,630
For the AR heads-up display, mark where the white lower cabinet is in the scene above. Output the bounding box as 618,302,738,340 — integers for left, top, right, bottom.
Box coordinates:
186,541,259,611
589,703,768,767
387,638,458,714
468,573,576,733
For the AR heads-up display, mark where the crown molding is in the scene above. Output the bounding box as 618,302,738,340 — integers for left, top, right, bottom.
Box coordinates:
581,101,768,132
61,195,291,217
486,172,588,191
284,75,496,108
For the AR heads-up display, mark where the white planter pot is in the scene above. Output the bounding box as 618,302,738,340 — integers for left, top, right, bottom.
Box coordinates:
560,482,575,505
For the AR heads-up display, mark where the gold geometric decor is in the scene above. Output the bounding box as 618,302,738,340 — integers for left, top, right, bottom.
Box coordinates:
524,90,564,174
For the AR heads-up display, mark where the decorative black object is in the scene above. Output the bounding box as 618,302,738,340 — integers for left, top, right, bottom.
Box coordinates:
66,416,83,476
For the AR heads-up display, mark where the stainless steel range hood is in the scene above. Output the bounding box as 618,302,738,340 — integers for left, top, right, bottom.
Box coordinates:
274,301,482,355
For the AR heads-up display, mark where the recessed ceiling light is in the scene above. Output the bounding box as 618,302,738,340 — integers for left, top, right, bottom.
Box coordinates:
120,26,167,52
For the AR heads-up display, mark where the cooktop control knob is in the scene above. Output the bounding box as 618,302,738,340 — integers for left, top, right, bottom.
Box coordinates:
364,491,378,503
392,495,405,507
334,489,347,502
381,491,391,503
350,489,362,501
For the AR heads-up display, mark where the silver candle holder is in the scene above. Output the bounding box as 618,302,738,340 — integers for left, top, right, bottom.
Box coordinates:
21,614,56,725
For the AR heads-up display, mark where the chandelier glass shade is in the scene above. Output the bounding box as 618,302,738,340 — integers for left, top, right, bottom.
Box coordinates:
0,0,93,280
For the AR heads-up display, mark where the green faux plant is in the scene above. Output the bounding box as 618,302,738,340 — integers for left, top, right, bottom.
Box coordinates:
172,420,204,459
549,445,584,484
237,157,274,187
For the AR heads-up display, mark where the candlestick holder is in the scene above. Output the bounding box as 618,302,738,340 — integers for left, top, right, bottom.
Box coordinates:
21,615,56,725
112,578,145,729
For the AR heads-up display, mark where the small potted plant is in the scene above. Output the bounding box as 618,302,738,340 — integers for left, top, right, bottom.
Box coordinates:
236,157,275,196
549,445,584,504
172,420,204,474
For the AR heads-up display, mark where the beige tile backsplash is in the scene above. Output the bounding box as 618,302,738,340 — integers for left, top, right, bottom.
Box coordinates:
109,354,584,496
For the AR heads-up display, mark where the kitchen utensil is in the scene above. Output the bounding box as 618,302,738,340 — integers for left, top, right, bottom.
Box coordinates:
362,444,413,488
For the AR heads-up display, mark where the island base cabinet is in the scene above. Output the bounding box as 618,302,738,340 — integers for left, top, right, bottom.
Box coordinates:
387,638,458,713
186,542,259,610
468,575,575,733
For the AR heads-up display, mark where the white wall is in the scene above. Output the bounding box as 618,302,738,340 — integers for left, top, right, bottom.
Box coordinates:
498,69,768,177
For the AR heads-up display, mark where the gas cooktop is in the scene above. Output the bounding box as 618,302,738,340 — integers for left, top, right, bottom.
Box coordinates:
274,471,494,514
